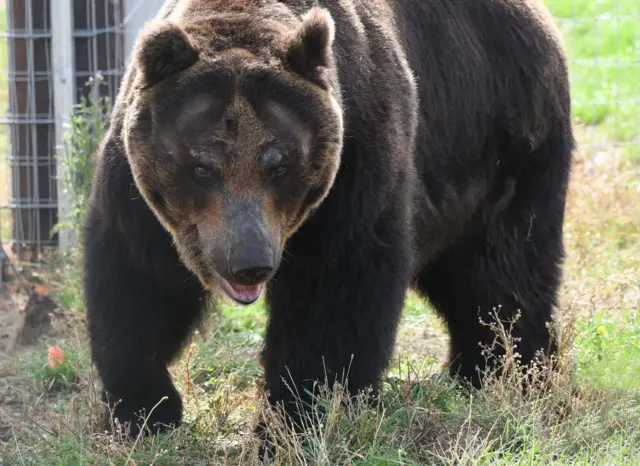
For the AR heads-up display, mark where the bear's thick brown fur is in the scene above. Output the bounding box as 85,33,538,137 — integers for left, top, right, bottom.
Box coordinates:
84,0,573,438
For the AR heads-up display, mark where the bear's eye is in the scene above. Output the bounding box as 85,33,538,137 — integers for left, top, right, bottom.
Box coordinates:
272,165,287,177
194,165,211,178
262,148,287,177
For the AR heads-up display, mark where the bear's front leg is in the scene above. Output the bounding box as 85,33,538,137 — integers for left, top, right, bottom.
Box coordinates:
84,208,208,437
261,221,413,431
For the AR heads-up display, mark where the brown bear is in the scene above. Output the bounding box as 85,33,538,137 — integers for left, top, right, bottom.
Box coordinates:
84,0,574,437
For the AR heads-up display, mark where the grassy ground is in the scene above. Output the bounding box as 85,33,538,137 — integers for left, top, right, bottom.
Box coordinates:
1,0,640,464
547,0,640,160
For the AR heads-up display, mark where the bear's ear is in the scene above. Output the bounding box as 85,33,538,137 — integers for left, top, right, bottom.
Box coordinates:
135,21,199,89
284,8,335,88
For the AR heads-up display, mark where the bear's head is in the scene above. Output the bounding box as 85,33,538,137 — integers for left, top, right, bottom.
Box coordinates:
123,7,343,304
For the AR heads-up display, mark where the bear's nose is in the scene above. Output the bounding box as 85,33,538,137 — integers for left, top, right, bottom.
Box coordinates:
231,264,273,285
229,246,274,285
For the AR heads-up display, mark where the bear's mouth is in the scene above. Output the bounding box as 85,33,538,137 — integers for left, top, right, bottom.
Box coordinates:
220,279,264,305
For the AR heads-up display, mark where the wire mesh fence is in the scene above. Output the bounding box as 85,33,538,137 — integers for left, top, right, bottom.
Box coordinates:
0,0,58,265
0,0,638,275
0,0,127,267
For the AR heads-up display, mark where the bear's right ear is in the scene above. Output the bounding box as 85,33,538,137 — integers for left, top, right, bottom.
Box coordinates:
284,8,335,89
135,21,199,89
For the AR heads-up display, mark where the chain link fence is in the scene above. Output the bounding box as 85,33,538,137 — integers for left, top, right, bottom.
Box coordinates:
0,0,638,276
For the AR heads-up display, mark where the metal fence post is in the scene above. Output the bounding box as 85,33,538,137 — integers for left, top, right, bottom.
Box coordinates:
50,0,76,249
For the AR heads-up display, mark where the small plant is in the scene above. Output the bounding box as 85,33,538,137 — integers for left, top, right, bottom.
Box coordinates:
575,311,640,390
45,75,112,313
28,345,80,393
53,74,112,245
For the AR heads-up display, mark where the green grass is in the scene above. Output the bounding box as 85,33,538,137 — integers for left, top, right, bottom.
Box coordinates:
546,0,640,160
575,308,640,391
3,283,639,464
1,0,640,464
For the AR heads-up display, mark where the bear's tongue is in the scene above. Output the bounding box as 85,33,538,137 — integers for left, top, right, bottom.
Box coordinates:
221,279,263,304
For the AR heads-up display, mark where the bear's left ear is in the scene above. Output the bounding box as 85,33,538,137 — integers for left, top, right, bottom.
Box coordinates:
284,8,336,89
135,21,200,89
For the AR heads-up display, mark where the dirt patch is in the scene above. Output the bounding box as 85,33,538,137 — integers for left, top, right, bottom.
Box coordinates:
16,292,60,346
0,275,62,444
0,279,30,445
0,281,59,356
0,280,29,356
0,374,32,444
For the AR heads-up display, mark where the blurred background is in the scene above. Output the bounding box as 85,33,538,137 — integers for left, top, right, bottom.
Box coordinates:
0,0,638,268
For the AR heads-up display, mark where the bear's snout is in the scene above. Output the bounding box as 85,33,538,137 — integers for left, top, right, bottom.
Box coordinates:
196,198,281,294
228,229,275,286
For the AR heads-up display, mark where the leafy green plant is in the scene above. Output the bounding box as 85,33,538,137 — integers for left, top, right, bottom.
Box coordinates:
53,75,112,244
24,344,82,393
